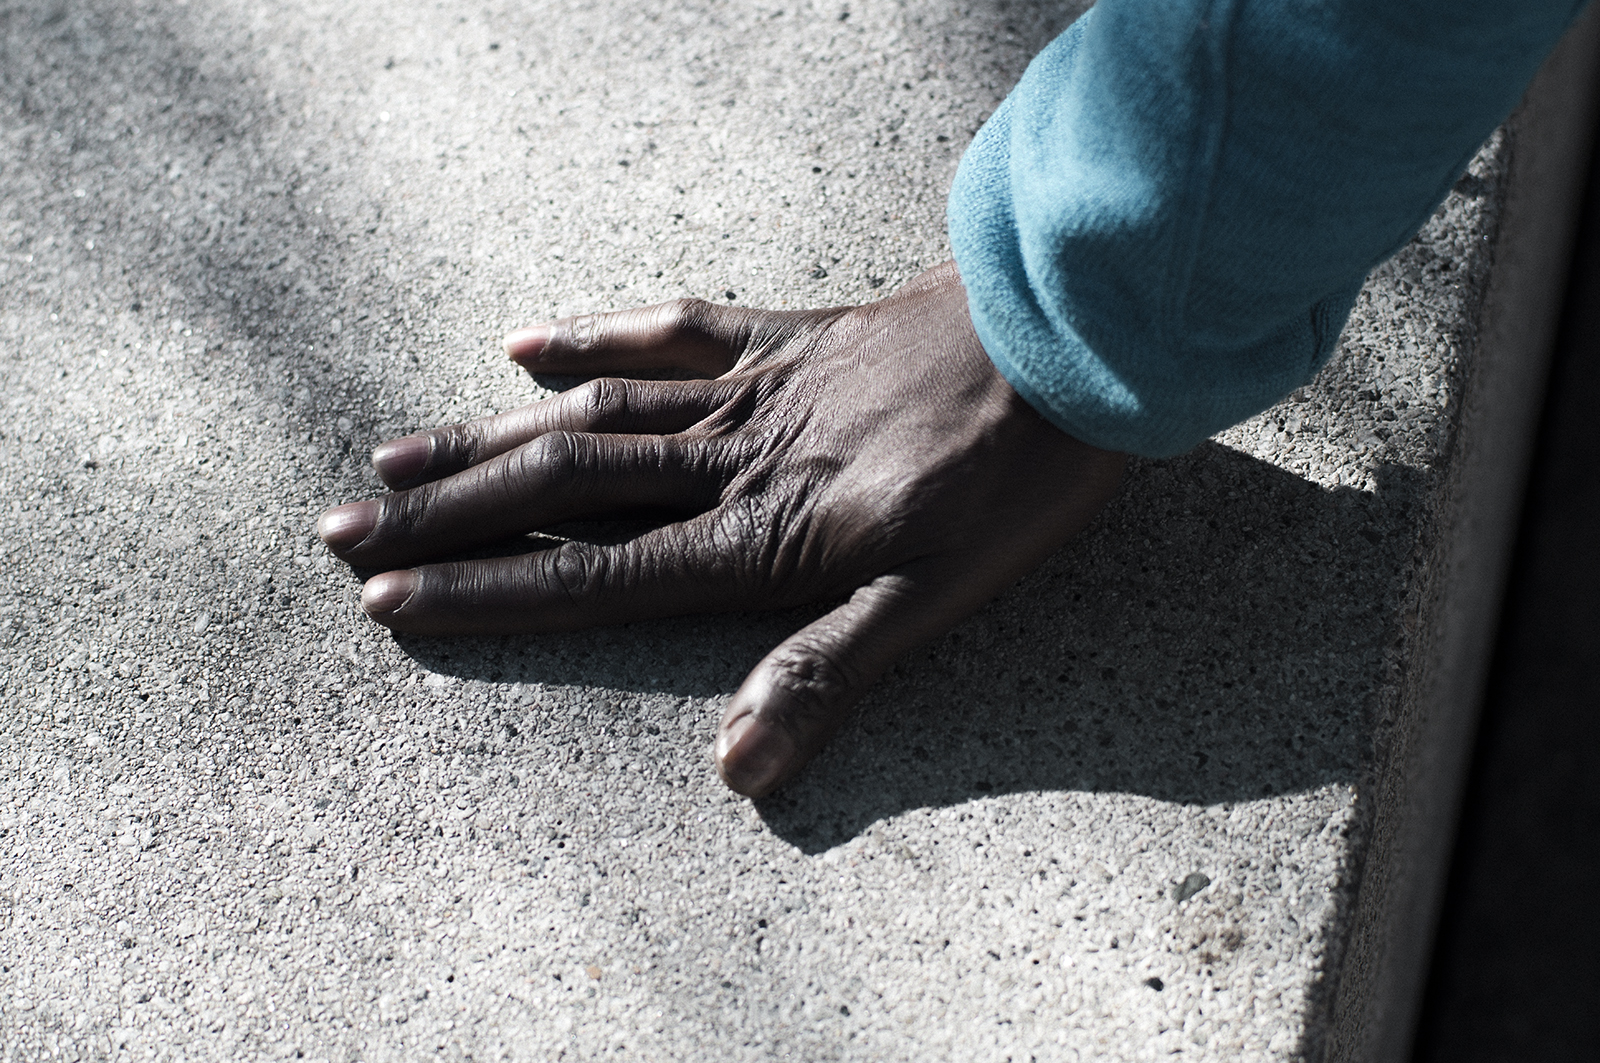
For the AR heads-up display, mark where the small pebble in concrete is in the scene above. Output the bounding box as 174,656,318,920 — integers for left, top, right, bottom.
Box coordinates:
1174,872,1212,903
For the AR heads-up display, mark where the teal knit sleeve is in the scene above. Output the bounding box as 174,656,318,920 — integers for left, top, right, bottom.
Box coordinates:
948,0,1587,457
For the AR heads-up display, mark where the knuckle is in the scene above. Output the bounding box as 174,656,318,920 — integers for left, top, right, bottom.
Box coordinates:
386,482,431,535
547,542,608,607
571,377,629,426
534,429,579,470
434,422,481,468
658,297,713,338
763,639,855,719
516,430,585,487
564,312,602,351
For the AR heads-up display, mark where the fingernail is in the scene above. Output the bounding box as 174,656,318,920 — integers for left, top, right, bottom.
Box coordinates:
316,500,379,551
504,325,551,364
372,434,433,485
714,715,796,798
361,570,417,617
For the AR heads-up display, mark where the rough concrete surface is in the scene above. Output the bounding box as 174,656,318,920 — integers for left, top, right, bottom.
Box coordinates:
0,1,1572,1061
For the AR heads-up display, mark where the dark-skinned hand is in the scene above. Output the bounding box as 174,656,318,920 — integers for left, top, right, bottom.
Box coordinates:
316,262,1127,797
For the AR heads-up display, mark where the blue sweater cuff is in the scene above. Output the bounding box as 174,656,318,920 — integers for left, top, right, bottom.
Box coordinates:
949,0,1584,457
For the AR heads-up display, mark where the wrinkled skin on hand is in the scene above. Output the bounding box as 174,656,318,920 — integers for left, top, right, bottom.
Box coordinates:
317,262,1126,797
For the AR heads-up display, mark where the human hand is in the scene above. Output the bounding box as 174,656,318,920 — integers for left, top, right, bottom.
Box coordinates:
316,262,1126,797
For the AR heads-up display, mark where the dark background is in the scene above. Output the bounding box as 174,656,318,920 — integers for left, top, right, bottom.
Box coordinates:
1411,95,1600,1063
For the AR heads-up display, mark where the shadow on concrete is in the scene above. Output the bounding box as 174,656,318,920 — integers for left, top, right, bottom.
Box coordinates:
0,0,430,488
397,442,1424,848
766,443,1421,848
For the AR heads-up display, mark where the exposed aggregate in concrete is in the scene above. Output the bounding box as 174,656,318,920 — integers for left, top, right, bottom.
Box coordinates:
0,0,1511,1059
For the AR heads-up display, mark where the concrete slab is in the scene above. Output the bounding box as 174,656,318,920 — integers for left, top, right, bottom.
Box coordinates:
0,1,1591,1060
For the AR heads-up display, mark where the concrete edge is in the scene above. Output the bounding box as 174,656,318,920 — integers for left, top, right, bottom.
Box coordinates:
1326,8,1600,1062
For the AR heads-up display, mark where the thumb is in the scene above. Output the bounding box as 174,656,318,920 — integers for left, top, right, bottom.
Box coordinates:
713,564,956,798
